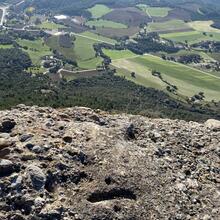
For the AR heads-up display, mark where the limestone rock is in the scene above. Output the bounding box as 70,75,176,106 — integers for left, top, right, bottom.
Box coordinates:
26,165,46,190
0,159,15,177
0,105,219,219
205,119,220,131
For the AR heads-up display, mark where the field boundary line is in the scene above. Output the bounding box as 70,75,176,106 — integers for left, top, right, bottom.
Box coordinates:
71,32,115,45
112,55,141,61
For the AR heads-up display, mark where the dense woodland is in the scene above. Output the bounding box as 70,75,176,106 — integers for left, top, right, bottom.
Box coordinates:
127,33,180,54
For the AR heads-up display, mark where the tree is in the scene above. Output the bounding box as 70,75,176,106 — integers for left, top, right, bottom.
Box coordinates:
131,72,136,78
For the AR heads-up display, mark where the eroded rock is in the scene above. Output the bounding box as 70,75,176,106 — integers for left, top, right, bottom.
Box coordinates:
0,105,219,220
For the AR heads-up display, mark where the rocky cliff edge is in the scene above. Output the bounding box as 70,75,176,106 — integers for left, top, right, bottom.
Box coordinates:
0,105,219,220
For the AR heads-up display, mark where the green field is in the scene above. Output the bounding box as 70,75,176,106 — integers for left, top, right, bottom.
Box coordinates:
103,49,137,59
161,31,220,44
148,19,190,32
73,35,102,69
105,50,220,101
27,66,46,74
137,4,171,17
37,21,66,30
0,44,13,49
46,33,105,69
45,35,76,61
188,20,220,33
86,19,127,29
17,38,52,65
88,4,112,18
78,31,117,44
165,49,215,61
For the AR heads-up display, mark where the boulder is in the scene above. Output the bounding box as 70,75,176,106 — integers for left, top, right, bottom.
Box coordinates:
19,134,33,142
0,138,13,150
205,119,220,131
0,119,16,133
0,159,15,177
26,165,46,190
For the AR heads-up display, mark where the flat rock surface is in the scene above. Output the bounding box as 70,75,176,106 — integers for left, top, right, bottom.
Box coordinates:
0,105,219,220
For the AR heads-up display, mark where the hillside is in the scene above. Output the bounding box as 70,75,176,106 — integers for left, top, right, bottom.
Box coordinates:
0,105,219,219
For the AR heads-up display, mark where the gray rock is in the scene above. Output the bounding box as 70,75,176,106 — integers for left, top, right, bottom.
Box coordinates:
19,134,33,142
27,165,46,190
205,119,220,131
34,197,45,208
0,138,13,150
0,147,11,158
0,133,10,139
11,174,23,189
0,159,15,177
0,105,220,220
32,145,43,153
0,119,16,133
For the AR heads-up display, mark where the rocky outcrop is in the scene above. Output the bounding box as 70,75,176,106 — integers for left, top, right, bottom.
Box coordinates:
0,105,219,220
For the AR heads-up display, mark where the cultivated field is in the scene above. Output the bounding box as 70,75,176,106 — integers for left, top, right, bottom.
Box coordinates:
0,44,13,49
17,38,52,65
161,31,220,44
103,7,150,26
147,19,191,33
105,50,220,101
45,32,113,69
45,35,75,61
78,31,116,44
86,19,127,29
88,4,112,18
93,26,140,38
37,21,66,30
103,49,137,59
137,4,171,17
188,20,220,33
73,34,102,69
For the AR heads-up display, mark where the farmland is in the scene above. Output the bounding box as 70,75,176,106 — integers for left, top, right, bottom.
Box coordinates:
76,31,116,44
86,19,127,29
161,31,220,44
93,26,140,38
137,4,171,17
37,21,66,30
73,34,103,69
88,4,112,18
0,44,13,49
17,38,52,65
147,19,191,33
188,20,220,33
105,50,220,101
45,32,106,69
103,7,150,26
